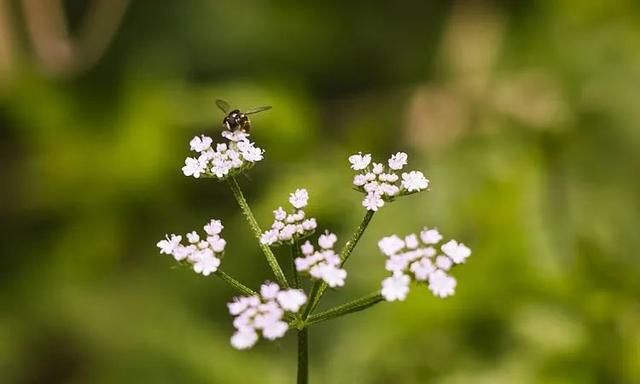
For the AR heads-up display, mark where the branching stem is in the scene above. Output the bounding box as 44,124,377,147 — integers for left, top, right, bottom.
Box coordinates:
227,176,289,287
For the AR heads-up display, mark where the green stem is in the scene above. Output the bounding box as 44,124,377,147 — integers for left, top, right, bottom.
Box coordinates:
290,242,302,289
303,210,375,318
306,292,384,326
227,177,289,288
297,328,308,384
339,210,375,266
214,270,256,296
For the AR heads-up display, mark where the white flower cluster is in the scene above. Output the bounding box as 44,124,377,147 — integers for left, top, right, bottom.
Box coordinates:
157,219,226,276
348,152,430,211
295,231,347,288
228,282,307,350
260,189,318,246
378,228,471,301
182,129,264,180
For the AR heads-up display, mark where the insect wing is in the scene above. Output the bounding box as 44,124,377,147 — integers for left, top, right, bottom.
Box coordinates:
215,99,231,113
245,105,272,115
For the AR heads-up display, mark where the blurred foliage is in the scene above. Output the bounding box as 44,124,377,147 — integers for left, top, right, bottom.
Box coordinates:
1,0,640,383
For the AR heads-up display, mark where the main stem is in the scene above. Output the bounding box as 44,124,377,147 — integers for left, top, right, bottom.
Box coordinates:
303,210,375,318
227,177,289,288
297,328,308,384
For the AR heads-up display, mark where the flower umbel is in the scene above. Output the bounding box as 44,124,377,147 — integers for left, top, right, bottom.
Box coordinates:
260,188,318,247
228,282,307,350
349,152,430,211
157,219,226,276
378,228,471,301
295,231,347,288
182,129,264,180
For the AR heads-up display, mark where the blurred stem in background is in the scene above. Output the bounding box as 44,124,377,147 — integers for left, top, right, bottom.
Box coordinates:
227,176,289,288
20,0,129,77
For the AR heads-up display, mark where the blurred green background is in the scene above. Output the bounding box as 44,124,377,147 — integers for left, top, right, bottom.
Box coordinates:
1,0,640,383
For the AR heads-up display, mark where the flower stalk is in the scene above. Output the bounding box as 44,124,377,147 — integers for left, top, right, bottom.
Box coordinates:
227,176,289,287
215,270,256,296
306,292,384,326
303,210,375,318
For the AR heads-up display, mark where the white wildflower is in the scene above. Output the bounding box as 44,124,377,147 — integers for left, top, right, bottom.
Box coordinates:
318,231,337,249
441,240,472,264
378,235,405,256
184,128,264,180
190,135,213,152
276,289,307,312
388,152,408,170
228,282,306,350
296,232,348,288
231,329,259,350
349,153,372,170
289,189,309,209
157,234,181,255
157,218,226,275
204,219,223,235
428,270,456,298
182,157,205,178
349,151,430,210
377,228,471,300
362,192,384,211
420,228,442,244
381,274,411,301
401,171,429,192
262,189,316,247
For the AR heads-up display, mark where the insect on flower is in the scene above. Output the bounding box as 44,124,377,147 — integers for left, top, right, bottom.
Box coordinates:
216,99,272,133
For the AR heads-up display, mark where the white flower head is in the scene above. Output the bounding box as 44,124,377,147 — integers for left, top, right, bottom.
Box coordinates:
204,219,223,235
420,228,442,244
182,157,205,178
441,240,472,264
262,189,316,247
363,192,384,211
289,189,309,209
428,270,457,298
260,282,280,300
183,129,264,180
381,274,411,301
231,329,259,350
378,235,405,256
401,171,429,192
349,151,430,210
276,289,307,312
191,250,221,276
157,234,182,255
296,231,348,288
388,152,408,170
228,282,306,350
190,135,213,152
318,231,337,249
349,153,372,170
378,228,471,300
157,218,226,275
